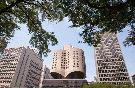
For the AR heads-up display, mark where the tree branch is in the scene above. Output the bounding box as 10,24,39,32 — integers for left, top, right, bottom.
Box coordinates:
80,0,129,9
0,0,24,15
23,1,40,7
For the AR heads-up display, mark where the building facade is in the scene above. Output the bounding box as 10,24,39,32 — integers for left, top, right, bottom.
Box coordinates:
0,47,43,88
95,32,130,85
51,45,86,79
132,74,135,85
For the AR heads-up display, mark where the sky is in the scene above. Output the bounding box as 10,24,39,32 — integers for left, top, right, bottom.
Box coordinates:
7,19,135,82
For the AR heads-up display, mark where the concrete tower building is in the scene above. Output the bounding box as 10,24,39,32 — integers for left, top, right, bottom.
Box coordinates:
0,47,43,88
95,32,130,85
41,45,87,88
51,45,86,79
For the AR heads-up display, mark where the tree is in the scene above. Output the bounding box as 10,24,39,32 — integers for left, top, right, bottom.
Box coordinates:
82,83,135,88
0,0,64,56
1,0,135,56
48,0,135,46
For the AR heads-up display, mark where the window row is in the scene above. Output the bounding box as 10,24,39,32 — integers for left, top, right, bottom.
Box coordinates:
0,66,16,69
0,73,14,75
99,73,129,77
0,59,18,63
0,63,17,66
100,77,129,81
98,69,128,73
0,69,16,72
0,76,12,79
0,80,11,83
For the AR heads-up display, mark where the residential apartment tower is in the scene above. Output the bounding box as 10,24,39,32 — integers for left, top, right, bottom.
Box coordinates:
0,47,43,88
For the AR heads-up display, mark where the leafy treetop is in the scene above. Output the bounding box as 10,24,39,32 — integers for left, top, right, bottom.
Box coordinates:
49,0,135,46
82,83,135,88
0,0,64,56
0,0,135,56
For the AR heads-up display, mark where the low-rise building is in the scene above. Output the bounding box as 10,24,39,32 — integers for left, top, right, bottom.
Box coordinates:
42,79,87,88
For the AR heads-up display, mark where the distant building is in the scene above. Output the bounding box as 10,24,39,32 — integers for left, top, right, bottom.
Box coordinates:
94,76,98,82
95,32,130,85
0,47,43,88
51,44,86,79
39,65,53,88
42,79,87,88
43,66,53,79
132,74,135,85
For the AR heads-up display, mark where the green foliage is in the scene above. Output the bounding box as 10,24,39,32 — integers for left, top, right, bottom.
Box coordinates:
0,0,63,56
1,0,135,56
49,0,135,46
0,37,7,57
82,83,135,88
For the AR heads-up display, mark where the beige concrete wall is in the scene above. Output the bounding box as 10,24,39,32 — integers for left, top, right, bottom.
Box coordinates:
51,50,65,77
65,48,85,77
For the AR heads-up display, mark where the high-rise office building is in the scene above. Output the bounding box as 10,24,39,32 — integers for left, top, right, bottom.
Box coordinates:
51,45,86,79
132,74,135,85
95,32,130,85
0,47,43,88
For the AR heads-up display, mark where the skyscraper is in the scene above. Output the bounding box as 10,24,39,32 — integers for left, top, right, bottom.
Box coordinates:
95,32,130,85
0,47,43,88
51,44,86,79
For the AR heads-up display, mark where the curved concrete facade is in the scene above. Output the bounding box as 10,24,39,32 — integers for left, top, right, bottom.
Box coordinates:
51,45,86,79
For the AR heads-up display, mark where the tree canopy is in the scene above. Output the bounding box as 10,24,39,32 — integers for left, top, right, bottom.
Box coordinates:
49,0,135,46
0,0,64,56
0,0,135,56
82,83,135,88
